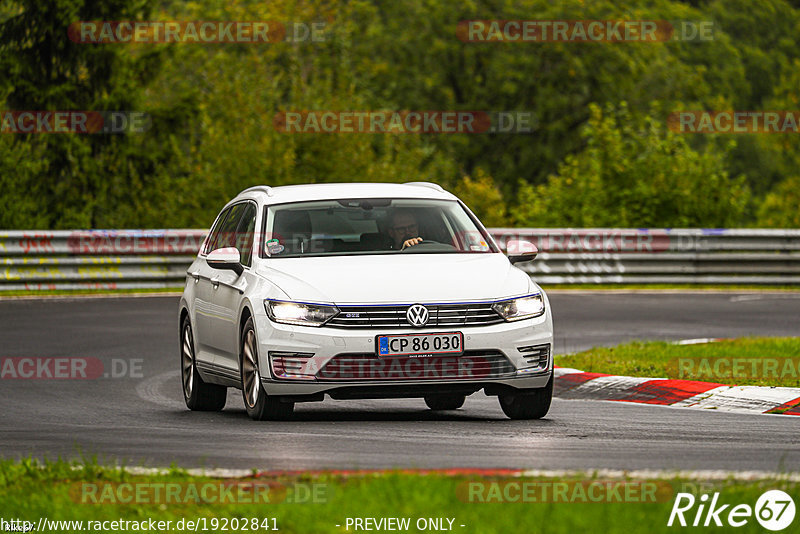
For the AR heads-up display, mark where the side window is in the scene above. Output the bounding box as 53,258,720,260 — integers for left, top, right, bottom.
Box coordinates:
235,203,257,267
203,207,231,255
211,204,246,252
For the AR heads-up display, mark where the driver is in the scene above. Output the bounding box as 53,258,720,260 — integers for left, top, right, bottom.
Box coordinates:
387,209,423,250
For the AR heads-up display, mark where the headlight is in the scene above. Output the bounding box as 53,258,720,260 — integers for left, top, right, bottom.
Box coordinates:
492,294,545,321
264,300,339,327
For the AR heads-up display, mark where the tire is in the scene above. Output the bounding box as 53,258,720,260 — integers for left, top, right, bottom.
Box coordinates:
498,372,553,420
181,316,227,411
424,394,466,411
240,317,294,421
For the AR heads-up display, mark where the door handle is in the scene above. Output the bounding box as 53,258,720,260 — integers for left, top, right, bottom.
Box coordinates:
189,271,200,282
210,276,220,289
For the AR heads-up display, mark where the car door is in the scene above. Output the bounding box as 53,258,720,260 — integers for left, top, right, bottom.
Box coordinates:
191,205,232,360
195,204,246,360
210,201,258,375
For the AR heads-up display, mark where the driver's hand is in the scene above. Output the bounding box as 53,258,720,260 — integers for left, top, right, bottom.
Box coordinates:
401,237,423,249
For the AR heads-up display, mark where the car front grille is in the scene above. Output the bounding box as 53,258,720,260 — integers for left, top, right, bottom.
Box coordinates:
316,350,515,381
327,303,504,329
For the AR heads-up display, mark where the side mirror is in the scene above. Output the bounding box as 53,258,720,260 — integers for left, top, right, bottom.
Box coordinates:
506,239,538,264
206,247,244,275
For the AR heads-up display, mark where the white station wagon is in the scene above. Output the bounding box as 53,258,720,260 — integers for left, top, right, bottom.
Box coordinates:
179,182,554,420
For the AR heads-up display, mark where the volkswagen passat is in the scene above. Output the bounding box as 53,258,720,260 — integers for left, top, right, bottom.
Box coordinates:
179,182,554,420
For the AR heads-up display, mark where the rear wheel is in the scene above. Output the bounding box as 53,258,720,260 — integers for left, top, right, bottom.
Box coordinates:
181,317,226,411
498,372,553,420
424,394,466,411
240,317,294,420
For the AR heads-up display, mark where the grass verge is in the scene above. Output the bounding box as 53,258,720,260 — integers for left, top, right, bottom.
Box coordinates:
555,337,800,387
1,459,798,533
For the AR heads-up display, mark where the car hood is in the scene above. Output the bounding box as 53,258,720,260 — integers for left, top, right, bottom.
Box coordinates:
257,253,533,304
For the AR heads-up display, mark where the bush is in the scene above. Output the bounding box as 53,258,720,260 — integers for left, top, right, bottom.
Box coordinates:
453,170,509,227
511,103,750,228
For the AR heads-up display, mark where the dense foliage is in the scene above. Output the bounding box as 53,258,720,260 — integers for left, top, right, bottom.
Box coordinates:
1,0,798,229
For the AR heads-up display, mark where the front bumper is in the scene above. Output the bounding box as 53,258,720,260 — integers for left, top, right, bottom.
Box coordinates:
254,307,553,397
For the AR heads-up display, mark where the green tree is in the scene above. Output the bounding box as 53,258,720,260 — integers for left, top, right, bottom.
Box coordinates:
0,134,48,228
453,170,508,227
511,103,750,227
0,0,192,228
757,176,800,228
2,0,800,229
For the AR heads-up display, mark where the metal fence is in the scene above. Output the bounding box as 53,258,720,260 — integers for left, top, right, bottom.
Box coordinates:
1,228,799,290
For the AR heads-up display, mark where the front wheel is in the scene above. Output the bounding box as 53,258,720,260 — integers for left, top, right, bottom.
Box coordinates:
181,317,227,411
498,372,553,420
240,317,294,420
424,394,466,411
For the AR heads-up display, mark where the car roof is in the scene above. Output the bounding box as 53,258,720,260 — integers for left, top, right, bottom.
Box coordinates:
231,182,458,205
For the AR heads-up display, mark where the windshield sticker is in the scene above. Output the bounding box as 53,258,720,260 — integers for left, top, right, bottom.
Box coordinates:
265,238,285,256
468,236,490,252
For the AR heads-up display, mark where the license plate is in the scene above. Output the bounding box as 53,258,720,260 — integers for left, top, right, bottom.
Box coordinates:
376,332,464,357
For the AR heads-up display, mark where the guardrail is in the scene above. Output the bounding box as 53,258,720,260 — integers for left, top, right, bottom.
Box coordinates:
0,230,205,291
491,228,800,284
1,228,799,290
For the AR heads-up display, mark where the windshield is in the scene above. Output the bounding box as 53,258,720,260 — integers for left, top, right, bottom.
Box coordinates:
263,198,497,258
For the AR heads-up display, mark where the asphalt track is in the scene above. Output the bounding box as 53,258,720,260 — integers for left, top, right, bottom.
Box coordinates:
1,292,799,472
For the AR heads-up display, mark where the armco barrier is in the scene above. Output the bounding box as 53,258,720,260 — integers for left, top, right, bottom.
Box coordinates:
0,230,205,291
491,228,800,284
1,228,799,290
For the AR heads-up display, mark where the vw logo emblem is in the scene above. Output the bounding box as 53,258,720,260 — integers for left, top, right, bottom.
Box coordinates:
406,304,429,327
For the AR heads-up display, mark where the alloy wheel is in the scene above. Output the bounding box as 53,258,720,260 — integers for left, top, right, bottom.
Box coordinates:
242,329,260,408
181,323,194,399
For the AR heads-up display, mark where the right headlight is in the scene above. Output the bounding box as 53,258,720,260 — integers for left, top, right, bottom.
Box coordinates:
492,293,545,321
264,300,339,327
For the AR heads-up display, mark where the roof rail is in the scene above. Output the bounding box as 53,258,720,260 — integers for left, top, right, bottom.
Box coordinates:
238,185,273,197
403,181,445,192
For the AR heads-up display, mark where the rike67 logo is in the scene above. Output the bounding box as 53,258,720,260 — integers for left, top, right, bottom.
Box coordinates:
668,490,795,531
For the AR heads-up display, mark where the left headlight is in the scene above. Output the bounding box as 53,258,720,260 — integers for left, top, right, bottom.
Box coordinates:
264,300,339,327
492,294,545,321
